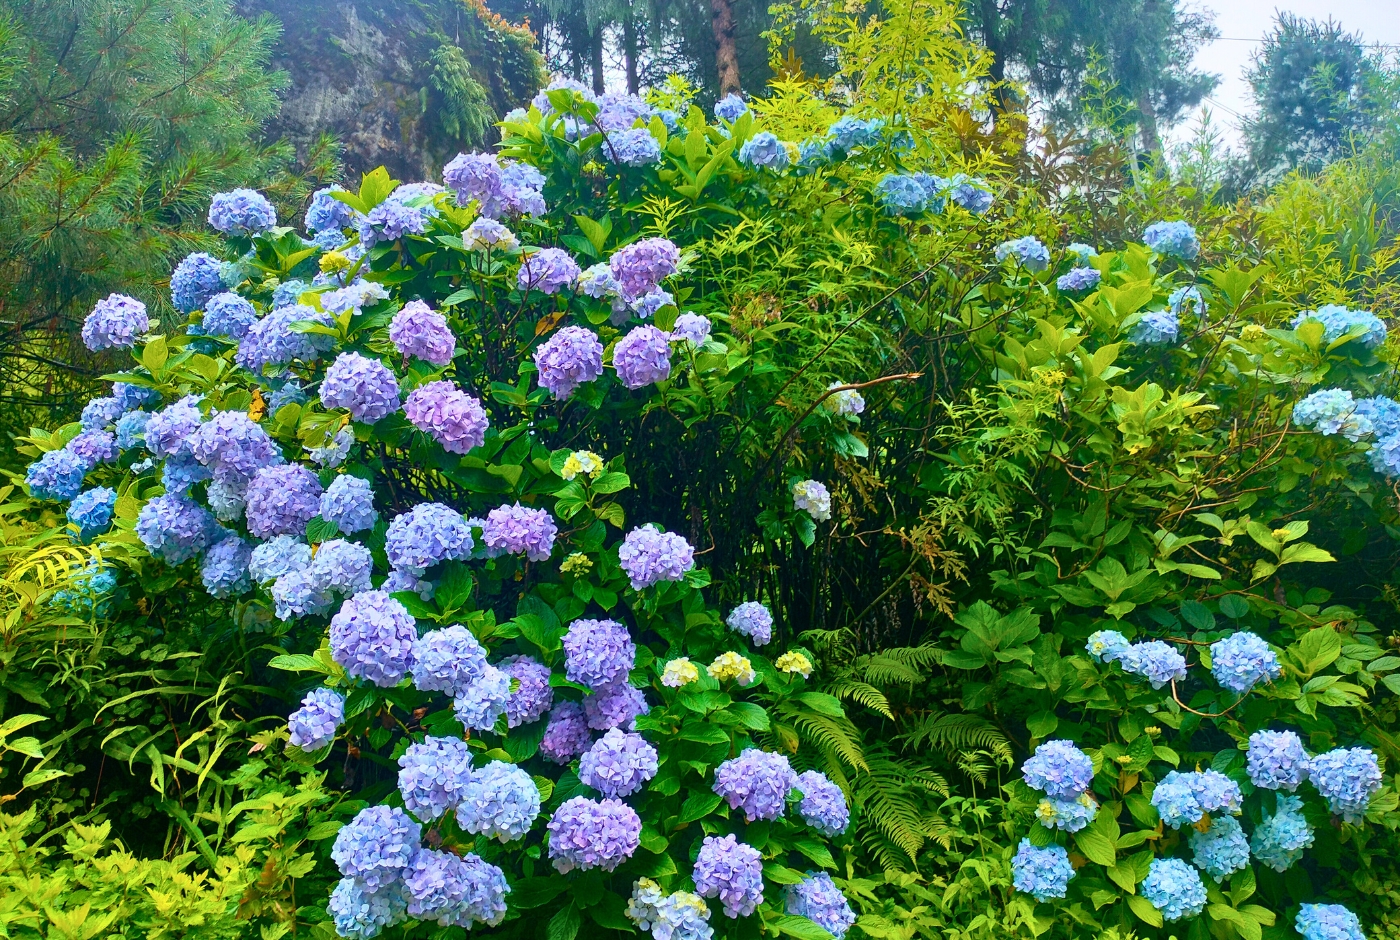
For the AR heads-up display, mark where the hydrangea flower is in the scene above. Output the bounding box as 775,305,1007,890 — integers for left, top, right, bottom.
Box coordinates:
271,568,332,621
49,561,117,617
785,873,855,939
321,280,391,314
1128,309,1180,346
693,834,763,917
201,535,251,598
208,188,276,234
272,279,309,309
1296,904,1365,940
825,382,865,416
875,173,933,216
1022,740,1094,798
609,238,680,303
462,216,519,252
1086,629,1130,663
114,411,151,451
560,450,604,480
170,252,225,313
726,602,773,645
403,381,488,454
627,880,713,940
500,654,553,727
356,184,442,246
1193,769,1243,815
329,590,418,687
596,92,652,130
578,263,621,299
792,479,832,521
237,304,335,373
631,288,674,320
713,94,748,122
534,326,605,399
540,701,593,763
385,503,473,573
1251,793,1314,871
1011,839,1074,901
1057,267,1101,292
1356,396,1400,438
67,486,117,540
739,132,789,170
1119,640,1187,688
388,301,456,366
583,681,649,731
1066,243,1098,262
1293,389,1372,440
144,395,203,459
161,453,210,494
946,174,994,213
1189,815,1251,882
267,380,307,413
202,292,258,339
482,503,557,561
670,313,712,347
403,849,509,928
453,664,512,731
1291,303,1387,348
776,651,813,677
661,657,700,687
455,759,540,842
604,128,663,166
995,236,1051,272
288,687,344,752
328,877,408,940
561,618,635,690
135,494,215,565
306,186,358,233
245,464,323,538
1169,285,1206,320
82,293,150,350
309,539,374,597
618,524,695,589
518,247,580,294
189,411,282,484
1209,631,1281,693
1141,857,1206,921
1309,747,1382,822
331,805,420,890
707,651,756,686
579,728,659,798
319,474,377,534
547,796,641,872
1034,793,1098,832
826,116,883,153
80,397,124,431
321,352,401,424
1247,729,1309,791
249,535,311,584
25,449,87,502
795,770,849,835
410,624,487,697
397,735,474,822
713,748,797,821
531,75,595,113
1143,221,1200,261
614,324,673,389
383,568,435,601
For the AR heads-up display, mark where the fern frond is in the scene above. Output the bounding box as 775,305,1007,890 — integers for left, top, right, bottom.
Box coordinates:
897,713,1012,764
778,704,867,771
827,679,893,718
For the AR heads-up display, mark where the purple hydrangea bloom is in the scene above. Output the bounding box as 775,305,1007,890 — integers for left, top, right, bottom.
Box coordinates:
201,535,251,598
383,568,434,601
540,701,592,763
271,567,332,621
81,397,124,431
320,280,390,314
1210,631,1281,694
1143,220,1200,261
456,760,541,842
792,479,832,521
713,94,748,122
1309,747,1383,822
202,292,257,340
499,162,547,217
630,289,674,320
398,735,474,821
1141,857,1207,922
443,153,504,211
609,238,680,303
385,503,473,573
329,590,418,687
583,681,649,731
329,878,409,939
618,524,695,590
403,381,488,454
320,474,377,534
501,655,554,727
1252,793,1314,871
1296,904,1365,940
111,381,161,411
1057,267,1101,292
331,805,420,890
726,602,773,645
1022,740,1094,799
692,834,763,917
171,252,225,313
713,748,799,821
534,326,605,399
670,313,712,347
795,769,849,835
208,188,276,234
562,618,636,690
135,494,215,564
388,300,456,366
785,873,855,938
306,186,358,232
482,503,557,561
547,796,642,873
189,411,282,484
26,449,88,501
67,486,117,540
410,624,488,696
532,76,594,114
578,728,658,798
453,664,511,731
518,247,580,294
356,184,441,246
614,324,672,389
82,293,149,351
578,263,620,299
1119,640,1188,688
245,464,322,538
994,236,1051,272
604,128,662,166
596,91,651,130
1247,729,1309,791
1012,840,1074,900
67,430,116,469
288,687,343,752
309,539,374,597
404,850,510,929
249,535,311,584
321,352,401,424
237,304,336,373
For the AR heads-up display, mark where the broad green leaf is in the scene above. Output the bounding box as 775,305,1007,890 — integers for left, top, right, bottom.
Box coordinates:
1127,894,1164,927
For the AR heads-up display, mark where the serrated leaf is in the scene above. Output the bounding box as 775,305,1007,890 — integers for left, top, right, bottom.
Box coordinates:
679,790,724,823
267,654,327,673
774,915,836,940
1075,828,1117,867
547,904,581,940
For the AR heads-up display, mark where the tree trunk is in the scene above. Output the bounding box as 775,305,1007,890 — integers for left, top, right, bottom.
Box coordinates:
1138,92,1162,154
590,26,605,95
709,0,740,95
623,15,640,94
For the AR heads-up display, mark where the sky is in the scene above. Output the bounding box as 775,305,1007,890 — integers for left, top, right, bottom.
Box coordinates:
1175,0,1400,149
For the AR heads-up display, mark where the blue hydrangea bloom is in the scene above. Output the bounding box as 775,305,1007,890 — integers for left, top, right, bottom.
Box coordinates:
1309,747,1382,822
236,303,336,374
596,91,652,131
547,796,642,873
1022,740,1094,799
713,748,798,822
410,624,487,697
1293,388,1372,440
67,486,116,540
202,292,257,340
500,655,553,727
271,567,331,621
287,687,344,752
398,735,474,822
208,188,276,234
382,568,434,601
160,453,210,495
1066,243,1098,262
726,601,774,645
456,759,541,842
563,618,636,690
404,850,509,928
1150,771,1204,828
171,252,224,313
631,288,674,320
995,236,1050,272
946,174,993,213
1034,793,1098,832
1142,221,1200,261
540,701,593,764
578,728,659,799
319,475,377,534
785,872,856,938
245,464,322,539
26,448,87,501
330,805,420,890
189,410,283,485
306,186,358,232
328,877,408,940
1192,769,1243,815
145,395,203,459
320,280,390,314
628,881,713,940
309,539,373,598
1296,903,1364,940
452,664,511,731
1292,303,1387,349
81,397,124,430
201,535,251,598
1189,815,1251,882
114,410,150,451
248,535,311,584
1169,285,1207,320
671,312,712,346
583,680,649,731
826,116,883,154
738,132,789,170
577,262,620,299
604,128,662,166
112,381,160,412
1141,857,1207,921
1119,640,1187,688
618,524,694,589
1247,729,1309,791
1251,793,1314,871
1365,431,1399,476
273,278,307,309
1128,309,1180,346
875,173,932,216
692,833,764,917
329,590,418,687
49,561,118,617
385,503,473,574
1209,631,1281,694
1011,839,1074,900
135,494,215,565
1086,629,1130,663
82,293,149,350
1057,267,1101,291
795,769,849,836
1356,396,1400,438
713,94,748,122
321,351,401,424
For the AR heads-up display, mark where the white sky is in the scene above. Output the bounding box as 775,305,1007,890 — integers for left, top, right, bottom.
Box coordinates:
1174,0,1400,148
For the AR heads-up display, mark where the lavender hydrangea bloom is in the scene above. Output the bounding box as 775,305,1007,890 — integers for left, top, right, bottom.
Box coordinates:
308,426,354,469
398,736,474,822
1247,729,1309,791
161,453,210,494
67,429,117,468
584,681,650,731
1012,839,1074,900
444,152,505,211
1209,631,1281,693
500,655,554,727
402,381,488,455
947,174,994,213
388,301,456,366
82,293,149,350
245,464,322,538
1022,740,1094,798
80,397,123,431
271,568,332,621
1086,629,1131,663
67,487,117,540
249,535,311,584
578,729,659,798
356,185,441,246
563,619,636,690
792,480,832,521
1143,221,1201,262
145,395,204,459
1035,793,1099,832
578,263,620,298
1141,858,1207,921
26,449,88,502
201,292,257,340
462,216,519,252
201,535,251,598
994,236,1051,272
321,280,391,314
541,701,593,763
171,252,225,313
1189,815,1251,882
795,769,849,835
518,248,580,294
197,472,236,516
1119,640,1188,689
1292,303,1388,349
320,474,377,534
208,188,276,234
714,748,798,821
403,850,509,929
614,325,673,389
1293,389,1372,440
693,834,763,917
618,524,694,589
1309,747,1382,822
456,760,541,842
596,91,651,130
113,381,161,412
1152,769,1242,828
329,877,409,940
385,503,473,573
631,289,674,320
547,796,642,872
534,326,605,399
189,411,282,484
609,238,680,302
453,664,511,731
1296,904,1365,940
713,94,748,122
331,805,421,890
786,873,856,938
410,624,487,696
1193,769,1242,815
1057,267,1101,292
739,132,790,170
306,186,358,232
310,539,374,597
329,590,418,687
115,411,150,451
287,687,344,752
135,495,215,564
321,352,401,424
605,128,663,166
627,881,712,940
266,380,307,413
726,602,774,645
1067,243,1098,262
1252,794,1314,871
1129,309,1181,346
670,313,712,347
479,503,557,561
237,304,335,373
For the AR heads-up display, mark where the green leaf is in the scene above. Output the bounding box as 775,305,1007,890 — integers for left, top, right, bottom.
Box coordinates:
679,791,724,823
591,471,631,494
358,167,399,208
441,288,476,307
572,214,612,254
21,768,67,788
511,877,569,910
763,863,809,884
267,654,327,674
1127,894,1164,927
1074,828,1117,867
774,915,836,940
141,336,169,374
792,837,835,869
726,702,770,731
0,715,46,738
